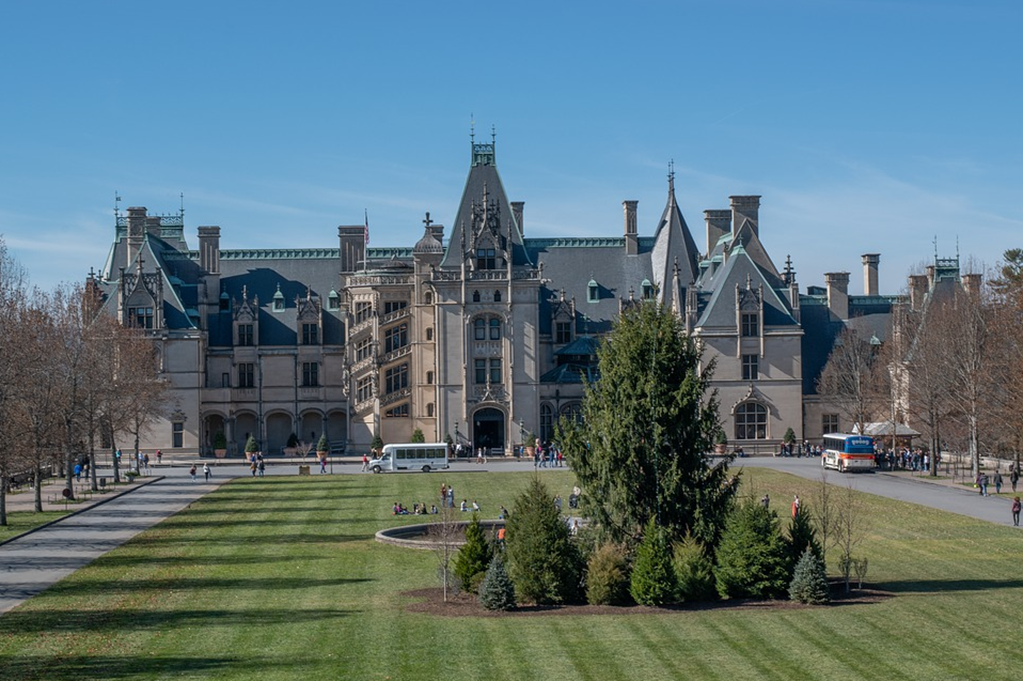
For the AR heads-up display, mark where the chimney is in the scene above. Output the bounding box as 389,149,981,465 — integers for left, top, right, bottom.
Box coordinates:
824,271,850,320
623,200,638,255
145,215,162,237
197,226,221,274
338,225,366,274
961,273,981,297
704,209,731,255
908,275,928,311
729,195,761,237
430,223,445,243
861,253,880,296
126,206,147,268
511,201,524,235
926,265,936,290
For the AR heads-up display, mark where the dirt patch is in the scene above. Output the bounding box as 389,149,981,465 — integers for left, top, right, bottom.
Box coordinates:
403,585,892,617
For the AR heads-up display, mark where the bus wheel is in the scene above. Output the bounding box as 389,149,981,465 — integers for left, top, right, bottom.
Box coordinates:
422,465,431,473
372,465,381,474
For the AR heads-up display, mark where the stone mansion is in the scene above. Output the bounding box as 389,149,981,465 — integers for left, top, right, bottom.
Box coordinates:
89,136,947,457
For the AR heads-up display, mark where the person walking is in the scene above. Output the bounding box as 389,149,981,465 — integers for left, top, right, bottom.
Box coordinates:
189,464,197,482
792,495,800,518
993,471,1003,495
361,453,369,472
978,473,990,497
258,459,265,477
1011,467,1020,493
1012,497,1021,527
203,463,211,481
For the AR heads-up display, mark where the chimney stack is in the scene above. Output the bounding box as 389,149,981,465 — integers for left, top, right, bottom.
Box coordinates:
861,253,880,296
197,226,221,274
623,200,638,255
961,273,981,297
126,206,147,268
908,275,928,311
729,195,761,237
338,225,366,274
824,271,850,320
704,209,731,255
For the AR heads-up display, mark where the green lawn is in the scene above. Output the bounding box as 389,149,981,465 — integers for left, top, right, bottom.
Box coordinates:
0,511,71,541
0,469,1019,681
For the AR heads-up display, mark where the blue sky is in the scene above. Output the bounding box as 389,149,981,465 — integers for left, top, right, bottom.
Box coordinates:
1,0,1019,294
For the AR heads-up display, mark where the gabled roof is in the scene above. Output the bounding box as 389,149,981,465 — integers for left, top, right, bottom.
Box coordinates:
694,244,797,329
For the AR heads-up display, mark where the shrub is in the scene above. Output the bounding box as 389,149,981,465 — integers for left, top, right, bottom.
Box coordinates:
212,431,227,450
714,499,790,600
411,429,425,444
478,554,516,611
789,547,831,605
630,518,677,606
244,436,259,455
673,531,717,603
286,432,299,448
454,514,493,592
505,478,583,605
316,434,329,453
586,543,631,605
371,433,384,454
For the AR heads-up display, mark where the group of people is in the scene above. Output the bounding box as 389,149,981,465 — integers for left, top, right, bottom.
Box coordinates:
248,453,266,477
188,462,212,481
392,502,438,516
534,441,563,468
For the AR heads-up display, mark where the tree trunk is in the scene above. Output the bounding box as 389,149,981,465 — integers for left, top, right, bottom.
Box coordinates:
33,464,43,513
0,474,7,526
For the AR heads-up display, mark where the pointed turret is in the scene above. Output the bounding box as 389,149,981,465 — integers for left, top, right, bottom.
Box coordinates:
650,164,701,306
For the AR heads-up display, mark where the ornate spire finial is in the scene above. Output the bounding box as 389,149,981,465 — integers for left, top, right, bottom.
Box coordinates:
470,114,475,144
668,159,675,192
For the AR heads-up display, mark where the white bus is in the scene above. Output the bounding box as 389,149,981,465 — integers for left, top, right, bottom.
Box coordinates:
368,443,450,473
821,433,876,472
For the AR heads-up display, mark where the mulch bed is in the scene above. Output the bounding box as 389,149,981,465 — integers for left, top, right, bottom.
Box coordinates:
403,585,892,617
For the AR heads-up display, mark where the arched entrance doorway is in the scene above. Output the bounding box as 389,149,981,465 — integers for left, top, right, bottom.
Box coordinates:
473,408,505,456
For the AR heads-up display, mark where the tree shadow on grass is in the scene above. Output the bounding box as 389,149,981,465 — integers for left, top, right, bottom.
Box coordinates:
44,576,373,599
873,578,1022,594
126,531,373,546
0,605,357,634
98,553,329,569
0,654,313,681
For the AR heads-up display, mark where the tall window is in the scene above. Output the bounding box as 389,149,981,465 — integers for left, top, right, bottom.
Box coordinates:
237,323,254,346
426,403,435,417
355,337,372,362
489,317,501,340
426,371,434,385
472,290,481,303
128,306,154,329
355,302,373,324
556,321,571,344
476,248,497,270
742,354,759,381
356,377,373,403
474,318,486,340
302,362,319,387
172,422,184,448
474,358,501,384
425,327,433,341
540,404,554,442
237,363,255,388
384,323,408,353
302,323,319,345
741,312,759,337
384,363,409,394
735,402,767,440
494,290,502,303
822,414,840,435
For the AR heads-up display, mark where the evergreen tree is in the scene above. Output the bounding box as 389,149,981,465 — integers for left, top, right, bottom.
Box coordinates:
714,499,790,600
673,531,717,603
411,428,425,443
244,435,259,455
478,553,517,611
505,478,583,605
453,513,493,592
558,302,738,548
630,517,677,606
585,543,631,606
787,507,823,574
788,547,831,605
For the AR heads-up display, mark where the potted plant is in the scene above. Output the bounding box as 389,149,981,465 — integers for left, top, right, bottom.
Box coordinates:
212,431,228,458
370,433,384,457
714,430,728,455
245,435,259,460
316,434,330,457
524,432,538,459
284,432,300,456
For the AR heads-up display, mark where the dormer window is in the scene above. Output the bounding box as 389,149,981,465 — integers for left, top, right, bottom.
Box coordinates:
272,285,285,312
476,248,497,270
219,292,230,312
587,279,599,303
641,279,654,300
327,290,340,310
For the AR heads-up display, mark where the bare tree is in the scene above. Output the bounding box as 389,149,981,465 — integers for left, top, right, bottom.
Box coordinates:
983,251,1023,466
812,472,840,569
111,326,168,472
834,483,867,593
428,503,462,602
817,326,885,435
0,238,31,524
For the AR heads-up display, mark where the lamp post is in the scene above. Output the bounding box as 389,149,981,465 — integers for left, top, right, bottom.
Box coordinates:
519,419,524,459
454,420,459,457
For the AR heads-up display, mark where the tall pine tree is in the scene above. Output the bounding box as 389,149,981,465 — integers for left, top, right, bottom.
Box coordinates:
559,301,737,548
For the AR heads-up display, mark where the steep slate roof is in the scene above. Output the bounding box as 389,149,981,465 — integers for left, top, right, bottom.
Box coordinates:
650,174,701,303
440,141,531,269
694,243,797,329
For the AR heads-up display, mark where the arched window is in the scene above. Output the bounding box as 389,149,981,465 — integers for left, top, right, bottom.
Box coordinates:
424,291,433,305
474,318,486,340
494,290,501,302
489,317,501,340
472,290,481,303
735,402,768,440
426,402,435,417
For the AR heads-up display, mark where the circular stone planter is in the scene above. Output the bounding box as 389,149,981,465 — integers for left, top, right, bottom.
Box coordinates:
375,519,505,550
